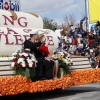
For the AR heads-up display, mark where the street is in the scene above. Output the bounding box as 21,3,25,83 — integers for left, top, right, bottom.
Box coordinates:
1,83,100,100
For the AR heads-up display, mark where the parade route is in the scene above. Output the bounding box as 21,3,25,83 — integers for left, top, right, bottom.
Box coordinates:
48,83,100,100
1,83,100,100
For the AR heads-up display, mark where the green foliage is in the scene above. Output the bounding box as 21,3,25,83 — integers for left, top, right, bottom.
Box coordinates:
58,58,70,75
13,67,36,81
43,17,57,30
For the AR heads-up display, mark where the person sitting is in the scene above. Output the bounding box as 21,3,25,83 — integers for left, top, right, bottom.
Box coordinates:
76,40,84,55
24,30,54,80
38,34,59,79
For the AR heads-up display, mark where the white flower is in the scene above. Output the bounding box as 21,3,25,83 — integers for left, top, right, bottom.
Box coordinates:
21,61,25,67
11,62,15,68
53,56,58,59
25,48,30,51
20,53,28,57
30,54,35,58
31,57,37,62
66,57,68,60
67,58,72,63
67,54,70,57
27,58,33,63
66,61,70,64
58,52,64,56
29,63,33,67
17,58,24,64
61,53,64,56
35,60,38,63
12,53,17,57
23,53,28,57
31,55,37,62
19,53,22,57
64,59,69,64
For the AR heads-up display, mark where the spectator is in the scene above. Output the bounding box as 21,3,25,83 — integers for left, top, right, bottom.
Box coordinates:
64,35,72,44
96,24,100,46
77,40,84,54
55,28,62,46
97,54,100,68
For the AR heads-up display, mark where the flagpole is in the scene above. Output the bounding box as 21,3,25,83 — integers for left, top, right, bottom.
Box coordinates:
85,0,88,32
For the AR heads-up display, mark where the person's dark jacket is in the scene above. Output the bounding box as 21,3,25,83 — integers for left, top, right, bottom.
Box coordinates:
24,39,43,58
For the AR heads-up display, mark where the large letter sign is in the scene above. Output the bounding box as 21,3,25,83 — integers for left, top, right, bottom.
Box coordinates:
0,10,43,28
0,28,58,56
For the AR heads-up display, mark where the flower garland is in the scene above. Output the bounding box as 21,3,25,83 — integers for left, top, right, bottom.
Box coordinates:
1,68,100,96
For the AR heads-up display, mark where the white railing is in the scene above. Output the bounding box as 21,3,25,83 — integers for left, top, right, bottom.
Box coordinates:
0,56,91,76
70,56,91,70
0,57,14,76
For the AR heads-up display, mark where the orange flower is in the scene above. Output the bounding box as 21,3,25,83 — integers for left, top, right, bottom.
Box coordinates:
1,68,100,96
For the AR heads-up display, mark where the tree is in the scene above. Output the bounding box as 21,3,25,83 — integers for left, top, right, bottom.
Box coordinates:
43,17,58,30
64,13,76,26
60,13,76,36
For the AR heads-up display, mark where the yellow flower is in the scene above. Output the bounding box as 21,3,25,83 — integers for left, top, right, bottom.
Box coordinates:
60,56,63,59
52,55,55,58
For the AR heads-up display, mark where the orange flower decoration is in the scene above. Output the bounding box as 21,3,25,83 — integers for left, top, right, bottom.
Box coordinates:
1,68,100,96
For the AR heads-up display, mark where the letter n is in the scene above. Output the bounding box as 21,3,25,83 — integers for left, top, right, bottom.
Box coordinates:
2,15,14,25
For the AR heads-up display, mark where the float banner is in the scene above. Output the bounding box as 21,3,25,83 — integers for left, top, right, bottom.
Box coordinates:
88,0,100,23
0,0,21,11
0,28,58,56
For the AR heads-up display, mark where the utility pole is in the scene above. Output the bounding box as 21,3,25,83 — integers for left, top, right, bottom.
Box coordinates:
85,0,88,32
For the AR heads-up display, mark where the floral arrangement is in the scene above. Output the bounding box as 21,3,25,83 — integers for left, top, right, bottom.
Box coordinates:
51,50,58,60
1,68,100,96
11,49,37,80
65,56,73,66
52,50,72,75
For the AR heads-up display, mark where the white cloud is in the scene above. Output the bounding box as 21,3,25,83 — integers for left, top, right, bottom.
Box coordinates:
21,0,74,12
20,0,85,25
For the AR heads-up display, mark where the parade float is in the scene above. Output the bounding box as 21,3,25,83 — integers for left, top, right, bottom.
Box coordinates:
0,4,100,96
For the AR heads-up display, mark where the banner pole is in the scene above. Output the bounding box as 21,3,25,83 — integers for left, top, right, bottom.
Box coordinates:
85,0,88,32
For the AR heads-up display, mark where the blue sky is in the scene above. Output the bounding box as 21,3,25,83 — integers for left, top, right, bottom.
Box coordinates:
21,0,86,25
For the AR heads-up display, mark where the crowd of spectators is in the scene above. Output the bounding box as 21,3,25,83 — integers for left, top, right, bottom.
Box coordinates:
55,21,100,68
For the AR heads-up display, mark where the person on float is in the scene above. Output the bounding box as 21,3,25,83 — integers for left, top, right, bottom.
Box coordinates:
24,30,54,80
38,34,59,79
